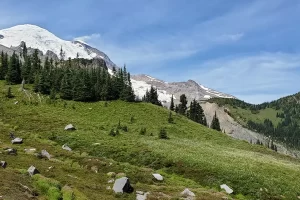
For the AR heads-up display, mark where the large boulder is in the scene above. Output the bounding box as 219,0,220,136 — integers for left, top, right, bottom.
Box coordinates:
152,173,163,181
11,137,23,144
62,144,72,151
28,166,39,176
220,184,233,194
1,161,7,168
64,124,76,131
113,177,134,194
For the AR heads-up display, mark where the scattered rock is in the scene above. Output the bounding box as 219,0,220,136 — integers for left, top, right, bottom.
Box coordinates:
14,101,19,105
91,166,98,173
62,144,72,151
107,172,116,178
116,172,126,178
5,148,17,155
0,161,7,168
106,186,111,190
28,166,39,176
220,184,233,194
24,148,36,153
108,179,114,183
113,177,134,194
181,188,195,198
11,137,23,144
48,166,54,170
152,173,163,181
64,124,76,131
136,191,150,200
41,150,51,159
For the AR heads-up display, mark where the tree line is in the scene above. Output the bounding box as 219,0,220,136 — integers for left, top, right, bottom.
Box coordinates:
0,44,135,102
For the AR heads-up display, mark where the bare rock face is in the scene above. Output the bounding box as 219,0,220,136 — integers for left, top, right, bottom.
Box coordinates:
131,74,235,106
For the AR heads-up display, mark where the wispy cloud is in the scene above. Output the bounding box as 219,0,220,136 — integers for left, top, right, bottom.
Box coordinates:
183,52,300,103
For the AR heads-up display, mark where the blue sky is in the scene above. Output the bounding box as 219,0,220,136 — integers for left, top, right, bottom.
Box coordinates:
1,0,300,103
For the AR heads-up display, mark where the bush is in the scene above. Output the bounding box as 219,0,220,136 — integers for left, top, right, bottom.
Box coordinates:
159,128,168,139
139,127,147,135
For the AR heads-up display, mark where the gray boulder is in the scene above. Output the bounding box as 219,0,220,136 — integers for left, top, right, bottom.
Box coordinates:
1,161,7,168
5,148,17,155
28,166,39,176
62,144,72,151
113,177,134,194
41,150,51,159
181,188,195,198
11,137,23,144
64,124,76,131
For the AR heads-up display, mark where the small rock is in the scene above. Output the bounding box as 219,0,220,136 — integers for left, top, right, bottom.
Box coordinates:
11,137,23,144
108,179,114,183
107,172,116,178
152,173,163,181
5,148,17,155
91,166,98,173
14,101,19,105
116,172,126,178
24,148,36,153
0,161,7,168
48,166,54,170
28,166,39,176
113,177,134,194
220,184,233,194
181,188,195,197
62,144,72,151
64,124,76,131
106,186,111,190
137,192,150,200
41,150,51,160
136,191,144,195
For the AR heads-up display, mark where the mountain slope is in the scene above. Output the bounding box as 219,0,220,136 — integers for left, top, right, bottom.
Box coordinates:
0,24,235,104
1,81,300,199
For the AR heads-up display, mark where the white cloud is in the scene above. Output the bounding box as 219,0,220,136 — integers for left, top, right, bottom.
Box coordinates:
74,33,101,44
183,52,300,103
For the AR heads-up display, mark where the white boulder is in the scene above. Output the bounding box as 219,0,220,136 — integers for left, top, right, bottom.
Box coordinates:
62,144,72,151
220,184,233,194
152,173,163,181
64,124,76,131
11,137,23,144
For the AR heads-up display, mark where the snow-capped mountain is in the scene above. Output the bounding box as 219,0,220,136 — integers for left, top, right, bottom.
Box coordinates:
0,24,235,104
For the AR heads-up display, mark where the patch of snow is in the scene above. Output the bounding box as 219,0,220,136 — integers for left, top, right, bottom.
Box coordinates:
107,68,114,75
131,79,172,102
204,95,211,99
0,24,94,59
200,85,209,91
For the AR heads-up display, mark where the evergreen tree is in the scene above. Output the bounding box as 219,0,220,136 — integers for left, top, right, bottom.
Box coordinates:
178,94,188,115
170,94,175,111
22,42,27,58
210,111,221,131
5,52,21,84
60,69,73,100
168,111,174,123
0,51,8,80
30,49,41,83
159,128,168,139
22,55,32,83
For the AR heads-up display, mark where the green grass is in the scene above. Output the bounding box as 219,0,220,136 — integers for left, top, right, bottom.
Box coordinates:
226,105,282,126
1,81,300,199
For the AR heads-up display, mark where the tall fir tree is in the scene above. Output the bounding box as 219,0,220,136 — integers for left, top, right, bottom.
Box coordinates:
5,52,21,84
210,111,221,131
178,94,188,115
170,94,175,111
0,52,8,80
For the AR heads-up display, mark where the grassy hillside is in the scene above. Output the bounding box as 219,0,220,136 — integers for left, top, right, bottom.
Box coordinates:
1,81,300,199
